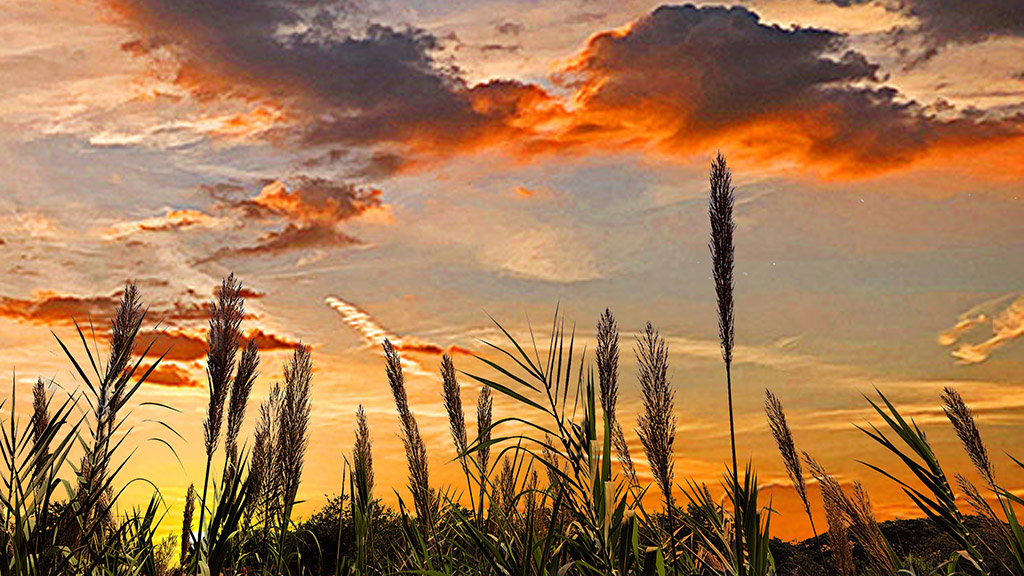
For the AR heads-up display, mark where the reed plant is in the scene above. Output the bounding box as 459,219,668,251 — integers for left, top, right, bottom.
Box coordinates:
6,158,1024,576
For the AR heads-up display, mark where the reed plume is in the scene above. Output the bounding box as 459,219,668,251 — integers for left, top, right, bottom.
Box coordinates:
806,453,896,576
764,389,825,570
496,457,516,521
104,282,144,430
596,309,619,420
354,404,375,501
476,383,493,524
709,151,742,574
384,339,433,526
278,344,313,511
250,383,281,543
203,274,245,459
596,309,638,489
635,322,678,572
441,354,470,474
197,274,245,561
941,387,995,488
821,485,854,576
31,378,49,442
73,282,145,542
636,322,675,503
957,474,1005,533
225,339,260,479
31,377,49,475
181,484,195,563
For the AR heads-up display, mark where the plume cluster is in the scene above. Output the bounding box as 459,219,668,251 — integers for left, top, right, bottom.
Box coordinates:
203,274,245,458
806,454,894,576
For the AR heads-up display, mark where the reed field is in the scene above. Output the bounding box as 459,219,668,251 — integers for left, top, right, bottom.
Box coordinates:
2,155,1022,576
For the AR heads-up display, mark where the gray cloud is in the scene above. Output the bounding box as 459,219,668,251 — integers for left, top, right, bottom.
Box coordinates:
817,0,1024,54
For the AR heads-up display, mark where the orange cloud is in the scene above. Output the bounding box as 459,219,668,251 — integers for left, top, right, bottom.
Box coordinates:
394,341,474,357
137,362,202,388
142,326,301,362
0,290,120,325
198,178,384,260
105,209,223,240
101,1,1024,180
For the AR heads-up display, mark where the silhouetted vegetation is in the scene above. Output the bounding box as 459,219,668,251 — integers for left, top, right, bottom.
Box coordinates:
2,154,1022,575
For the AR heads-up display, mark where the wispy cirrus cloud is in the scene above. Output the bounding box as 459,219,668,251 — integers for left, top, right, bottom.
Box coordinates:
325,296,471,376
940,294,1024,365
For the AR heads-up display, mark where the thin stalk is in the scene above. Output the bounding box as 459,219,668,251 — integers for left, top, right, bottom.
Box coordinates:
666,493,680,576
196,455,212,572
727,362,742,575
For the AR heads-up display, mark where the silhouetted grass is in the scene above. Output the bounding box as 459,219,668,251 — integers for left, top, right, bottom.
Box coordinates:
2,154,1022,576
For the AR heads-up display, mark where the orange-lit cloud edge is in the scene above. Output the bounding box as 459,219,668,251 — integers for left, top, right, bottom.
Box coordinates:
94,1,1024,183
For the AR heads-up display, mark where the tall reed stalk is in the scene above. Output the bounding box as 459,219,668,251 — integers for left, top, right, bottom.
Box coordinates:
709,151,742,575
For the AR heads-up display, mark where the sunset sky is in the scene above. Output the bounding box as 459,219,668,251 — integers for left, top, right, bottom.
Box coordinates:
1,0,1023,541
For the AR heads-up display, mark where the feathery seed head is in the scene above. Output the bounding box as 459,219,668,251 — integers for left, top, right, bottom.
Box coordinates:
596,308,620,422
764,389,809,514
107,282,144,384
441,353,469,460
203,274,246,457
383,340,432,523
226,338,260,469
354,404,374,501
477,384,493,476
181,483,195,561
635,322,675,501
709,152,736,364
31,377,50,448
941,387,995,488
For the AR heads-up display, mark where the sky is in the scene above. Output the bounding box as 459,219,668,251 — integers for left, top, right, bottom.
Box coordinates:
1,0,1023,542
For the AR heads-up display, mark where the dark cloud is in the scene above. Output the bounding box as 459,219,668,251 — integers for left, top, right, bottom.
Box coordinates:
818,0,1024,52
105,0,540,157
557,4,1024,175
201,177,382,260
106,1,1023,177
231,177,382,225
494,20,525,36
479,43,521,54
205,224,362,260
